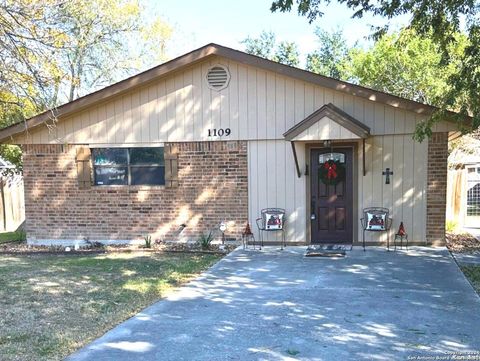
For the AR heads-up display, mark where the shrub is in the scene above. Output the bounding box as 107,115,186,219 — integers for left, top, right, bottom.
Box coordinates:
198,231,214,250
446,220,458,233
84,239,104,248
144,235,152,248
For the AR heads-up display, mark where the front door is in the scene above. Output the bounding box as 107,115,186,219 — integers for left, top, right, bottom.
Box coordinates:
310,147,353,243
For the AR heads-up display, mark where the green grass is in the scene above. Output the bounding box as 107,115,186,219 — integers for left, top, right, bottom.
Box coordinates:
461,265,480,296
0,252,221,361
0,230,26,244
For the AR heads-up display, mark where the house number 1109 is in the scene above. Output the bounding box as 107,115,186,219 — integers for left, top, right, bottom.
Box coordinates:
208,128,231,137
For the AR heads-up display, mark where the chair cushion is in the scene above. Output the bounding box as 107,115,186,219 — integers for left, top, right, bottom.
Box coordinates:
366,211,387,231
265,213,284,230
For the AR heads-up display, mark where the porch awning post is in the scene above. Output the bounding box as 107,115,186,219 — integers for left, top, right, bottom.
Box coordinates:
290,141,302,178
363,138,366,176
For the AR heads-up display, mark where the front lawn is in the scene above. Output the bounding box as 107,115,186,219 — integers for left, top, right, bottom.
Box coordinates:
0,252,221,361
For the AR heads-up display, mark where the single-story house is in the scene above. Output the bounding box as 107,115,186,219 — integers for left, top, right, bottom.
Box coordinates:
0,44,460,246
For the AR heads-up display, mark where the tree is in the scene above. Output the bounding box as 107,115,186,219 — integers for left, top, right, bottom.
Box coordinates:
1,0,172,108
57,0,172,102
241,31,276,59
270,0,480,140
275,41,300,66
0,1,64,112
0,0,172,169
345,29,467,106
306,28,350,79
241,31,300,66
0,1,64,170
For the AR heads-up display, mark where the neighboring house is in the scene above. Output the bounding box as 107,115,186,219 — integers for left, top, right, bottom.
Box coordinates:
447,134,480,230
0,44,462,246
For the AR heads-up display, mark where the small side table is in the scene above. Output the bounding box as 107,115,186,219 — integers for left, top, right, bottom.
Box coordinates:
242,232,256,249
394,233,408,250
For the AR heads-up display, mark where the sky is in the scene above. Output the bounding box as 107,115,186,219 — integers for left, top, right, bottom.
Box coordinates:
147,0,410,61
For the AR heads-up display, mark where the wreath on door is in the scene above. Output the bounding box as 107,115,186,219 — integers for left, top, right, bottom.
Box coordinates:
319,159,346,185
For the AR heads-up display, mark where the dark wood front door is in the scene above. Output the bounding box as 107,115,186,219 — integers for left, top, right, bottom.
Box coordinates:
310,147,353,243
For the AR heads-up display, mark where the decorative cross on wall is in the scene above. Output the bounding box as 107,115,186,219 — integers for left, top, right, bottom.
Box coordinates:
382,168,394,185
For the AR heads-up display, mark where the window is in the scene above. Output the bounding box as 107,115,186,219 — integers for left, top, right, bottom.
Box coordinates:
466,165,480,216
319,152,345,164
92,147,165,186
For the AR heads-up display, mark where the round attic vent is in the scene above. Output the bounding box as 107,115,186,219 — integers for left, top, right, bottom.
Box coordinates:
206,65,230,91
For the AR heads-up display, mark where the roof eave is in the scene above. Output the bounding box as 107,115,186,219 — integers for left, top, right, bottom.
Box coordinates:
0,42,468,143
0,44,221,143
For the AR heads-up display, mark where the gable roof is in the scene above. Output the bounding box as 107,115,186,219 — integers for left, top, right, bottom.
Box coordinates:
0,43,447,142
283,103,370,141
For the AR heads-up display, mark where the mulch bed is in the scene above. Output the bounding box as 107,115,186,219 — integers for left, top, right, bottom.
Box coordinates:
0,241,238,256
446,232,480,254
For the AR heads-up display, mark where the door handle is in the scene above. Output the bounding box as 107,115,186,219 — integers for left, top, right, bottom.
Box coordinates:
311,200,316,220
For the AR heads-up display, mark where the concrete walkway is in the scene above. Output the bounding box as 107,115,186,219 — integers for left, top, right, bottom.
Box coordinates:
68,247,480,361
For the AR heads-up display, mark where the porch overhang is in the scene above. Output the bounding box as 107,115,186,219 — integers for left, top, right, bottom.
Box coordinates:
284,103,371,178
283,103,370,141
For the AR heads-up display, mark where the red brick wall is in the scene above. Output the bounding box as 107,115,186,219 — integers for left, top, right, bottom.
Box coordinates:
22,142,248,242
426,132,448,244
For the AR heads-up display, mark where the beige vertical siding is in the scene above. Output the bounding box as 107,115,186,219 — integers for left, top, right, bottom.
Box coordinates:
357,134,427,243
17,56,455,145
292,116,361,141
249,135,428,244
248,140,306,243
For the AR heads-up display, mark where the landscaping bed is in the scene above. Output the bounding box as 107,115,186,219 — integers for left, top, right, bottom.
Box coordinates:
0,240,238,255
0,252,222,361
445,232,480,253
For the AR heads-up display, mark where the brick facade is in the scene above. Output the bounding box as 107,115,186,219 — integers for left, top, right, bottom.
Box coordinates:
426,132,448,244
22,141,248,242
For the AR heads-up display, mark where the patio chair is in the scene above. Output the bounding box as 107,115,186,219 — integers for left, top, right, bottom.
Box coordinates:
256,208,286,250
360,207,393,251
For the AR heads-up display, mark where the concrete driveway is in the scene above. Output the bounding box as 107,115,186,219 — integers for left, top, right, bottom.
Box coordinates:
68,247,480,361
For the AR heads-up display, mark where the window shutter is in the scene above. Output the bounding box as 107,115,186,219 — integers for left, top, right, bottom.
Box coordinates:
164,144,178,188
76,147,91,189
